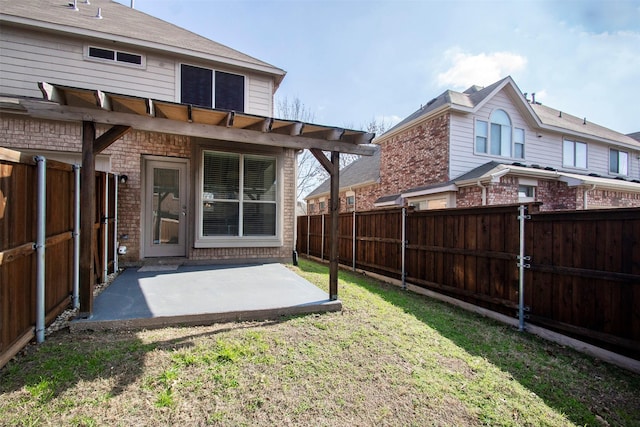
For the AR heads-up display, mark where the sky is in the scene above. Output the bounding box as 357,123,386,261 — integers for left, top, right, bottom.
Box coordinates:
115,0,640,135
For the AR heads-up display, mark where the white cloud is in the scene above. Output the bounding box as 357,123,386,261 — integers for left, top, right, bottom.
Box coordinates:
437,50,528,89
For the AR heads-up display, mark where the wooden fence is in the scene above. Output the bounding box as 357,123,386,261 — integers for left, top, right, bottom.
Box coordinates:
297,205,640,360
1,148,115,367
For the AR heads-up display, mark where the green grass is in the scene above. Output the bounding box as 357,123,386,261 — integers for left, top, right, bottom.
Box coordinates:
1,258,638,426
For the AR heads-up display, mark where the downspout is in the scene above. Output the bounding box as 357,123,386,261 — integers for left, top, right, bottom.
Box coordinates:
35,156,46,343
114,174,119,272
102,175,109,282
583,184,596,210
476,180,487,206
72,164,81,309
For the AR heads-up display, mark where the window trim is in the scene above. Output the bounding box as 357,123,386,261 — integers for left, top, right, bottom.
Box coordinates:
84,45,145,68
178,63,247,111
474,110,525,159
609,148,629,176
562,139,588,169
194,143,283,248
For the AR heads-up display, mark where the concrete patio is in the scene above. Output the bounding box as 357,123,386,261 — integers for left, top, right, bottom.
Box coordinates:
70,263,341,332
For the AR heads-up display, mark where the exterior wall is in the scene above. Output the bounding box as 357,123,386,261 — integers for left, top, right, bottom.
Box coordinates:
0,25,274,116
380,113,450,193
0,114,294,264
584,188,640,209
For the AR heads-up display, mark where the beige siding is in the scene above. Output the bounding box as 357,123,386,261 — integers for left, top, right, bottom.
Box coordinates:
1,25,275,116
449,89,639,180
0,26,175,100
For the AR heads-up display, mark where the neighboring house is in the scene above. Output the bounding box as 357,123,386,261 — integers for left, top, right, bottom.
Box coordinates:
306,76,640,212
0,0,373,267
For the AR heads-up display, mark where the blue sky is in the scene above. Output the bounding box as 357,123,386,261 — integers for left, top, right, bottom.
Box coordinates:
116,0,639,135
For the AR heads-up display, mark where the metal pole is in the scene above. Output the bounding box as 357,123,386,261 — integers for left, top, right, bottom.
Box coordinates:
102,175,109,282
306,215,310,257
321,214,325,261
402,207,407,290
352,210,356,271
517,205,531,331
35,156,46,343
72,164,81,309
114,174,119,273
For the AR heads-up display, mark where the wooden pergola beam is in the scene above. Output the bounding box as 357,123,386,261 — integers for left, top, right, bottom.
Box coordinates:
311,148,340,300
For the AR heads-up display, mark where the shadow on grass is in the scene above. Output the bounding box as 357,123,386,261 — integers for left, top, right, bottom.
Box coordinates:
296,260,640,426
0,322,276,405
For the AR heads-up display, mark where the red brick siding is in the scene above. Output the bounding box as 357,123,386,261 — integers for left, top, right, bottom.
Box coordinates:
586,189,640,209
1,114,294,264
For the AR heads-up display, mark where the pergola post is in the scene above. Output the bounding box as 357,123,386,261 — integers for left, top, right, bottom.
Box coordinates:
311,149,340,300
78,122,132,317
79,121,96,317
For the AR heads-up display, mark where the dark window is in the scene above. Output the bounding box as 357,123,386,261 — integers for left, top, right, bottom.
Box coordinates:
117,51,142,65
215,71,244,111
181,64,213,108
89,47,114,60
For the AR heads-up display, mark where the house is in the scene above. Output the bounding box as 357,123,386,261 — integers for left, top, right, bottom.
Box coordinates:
0,0,374,311
306,76,640,213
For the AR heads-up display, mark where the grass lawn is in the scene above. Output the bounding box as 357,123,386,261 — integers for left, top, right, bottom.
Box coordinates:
1,259,639,426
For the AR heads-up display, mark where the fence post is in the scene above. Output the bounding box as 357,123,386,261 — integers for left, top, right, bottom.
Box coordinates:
517,205,531,331
72,164,81,309
306,215,310,257
102,175,109,282
352,210,356,271
402,207,407,290
321,214,325,261
35,156,46,343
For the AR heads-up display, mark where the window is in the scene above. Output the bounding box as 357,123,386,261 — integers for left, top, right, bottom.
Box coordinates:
518,185,535,202
563,139,587,168
319,201,326,211
346,195,355,206
87,46,143,66
475,110,524,159
181,65,245,111
610,149,628,175
201,151,276,238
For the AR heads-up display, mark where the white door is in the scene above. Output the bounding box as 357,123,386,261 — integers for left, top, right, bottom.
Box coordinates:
144,159,187,257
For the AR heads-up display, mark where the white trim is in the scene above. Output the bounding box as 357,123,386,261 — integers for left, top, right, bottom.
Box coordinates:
402,183,457,198
83,44,146,69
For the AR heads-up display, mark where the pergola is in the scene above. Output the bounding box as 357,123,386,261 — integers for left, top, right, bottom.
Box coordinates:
16,82,376,316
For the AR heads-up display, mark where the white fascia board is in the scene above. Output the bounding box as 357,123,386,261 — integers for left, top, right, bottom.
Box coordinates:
536,124,640,150
374,200,401,207
455,165,561,187
1,15,286,79
559,173,640,192
401,183,457,198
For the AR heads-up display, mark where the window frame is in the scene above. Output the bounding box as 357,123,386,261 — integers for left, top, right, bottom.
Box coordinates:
84,45,145,68
179,63,247,112
562,139,588,169
194,144,282,248
474,110,524,159
609,148,629,176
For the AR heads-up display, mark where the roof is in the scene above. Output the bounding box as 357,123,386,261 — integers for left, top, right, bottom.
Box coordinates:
378,76,638,149
5,83,376,155
627,132,640,142
305,146,381,199
0,0,286,85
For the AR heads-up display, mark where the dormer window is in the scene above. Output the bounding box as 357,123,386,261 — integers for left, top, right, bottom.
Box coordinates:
610,149,628,175
180,64,245,111
86,46,144,67
475,110,524,159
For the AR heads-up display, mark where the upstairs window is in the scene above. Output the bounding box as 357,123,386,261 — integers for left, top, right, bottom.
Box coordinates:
563,139,587,168
475,110,524,159
86,46,144,67
181,64,245,111
610,149,628,175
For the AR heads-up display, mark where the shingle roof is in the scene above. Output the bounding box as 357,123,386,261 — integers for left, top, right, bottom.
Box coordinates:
629,132,640,142
305,146,381,199
0,0,285,81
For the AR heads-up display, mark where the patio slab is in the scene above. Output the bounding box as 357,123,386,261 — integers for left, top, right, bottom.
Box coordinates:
70,263,341,332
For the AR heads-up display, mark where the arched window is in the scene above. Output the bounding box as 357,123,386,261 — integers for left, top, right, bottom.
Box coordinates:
490,109,512,157
475,109,524,158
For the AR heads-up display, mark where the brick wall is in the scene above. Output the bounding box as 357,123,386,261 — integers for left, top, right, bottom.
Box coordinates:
305,113,451,213
1,114,294,264
585,188,640,209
